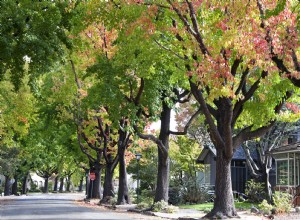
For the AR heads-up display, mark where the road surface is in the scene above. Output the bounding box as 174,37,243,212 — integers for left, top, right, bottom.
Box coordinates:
0,193,151,220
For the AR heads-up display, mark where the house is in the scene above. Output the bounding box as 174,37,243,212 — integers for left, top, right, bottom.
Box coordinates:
271,142,300,206
196,145,274,193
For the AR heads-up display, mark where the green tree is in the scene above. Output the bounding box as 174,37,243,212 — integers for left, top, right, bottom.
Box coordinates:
99,1,300,217
0,0,76,89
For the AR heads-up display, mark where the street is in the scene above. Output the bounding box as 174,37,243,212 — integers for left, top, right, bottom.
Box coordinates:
0,193,151,220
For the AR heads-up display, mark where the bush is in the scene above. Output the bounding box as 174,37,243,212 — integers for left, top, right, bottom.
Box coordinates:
136,202,149,210
273,191,292,214
259,200,273,215
203,208,212,213
153,200,178,213
140,189,154,205
180,177,210,204
168,187,181,205
245,179,265,203
165,205,179,213
29,181,40,192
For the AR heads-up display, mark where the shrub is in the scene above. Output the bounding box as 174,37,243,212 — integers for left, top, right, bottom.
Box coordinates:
273,191,292,214
153,200,169,212
259,199,273,215
140,189,154,205
136,202,149,210
153,200,178,213
180,177,210,204
203,208,212,213
168,187,181,205
245,179,265,203
109,197,117,206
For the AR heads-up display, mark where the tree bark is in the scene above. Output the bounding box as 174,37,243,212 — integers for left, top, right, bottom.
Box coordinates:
87,168,102,199
66,175,71,192
262,166,273,204
4,175,11,196
154,102,170,203
117,146,131,204
59,177,64,192
21,173,29,194
85,169,89,195
205,148,237,218
101,162,115,204
79,176,84,192
53,176,58,192
43,177,49,193
12,176,18,195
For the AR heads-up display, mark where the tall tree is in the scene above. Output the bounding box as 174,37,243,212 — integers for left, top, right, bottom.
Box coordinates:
100,1,300,217
0,0,76,89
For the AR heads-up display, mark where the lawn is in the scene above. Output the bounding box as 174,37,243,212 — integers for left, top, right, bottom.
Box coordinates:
179,201,255,211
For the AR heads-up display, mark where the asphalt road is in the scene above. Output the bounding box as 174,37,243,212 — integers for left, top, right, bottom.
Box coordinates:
0,193,133,220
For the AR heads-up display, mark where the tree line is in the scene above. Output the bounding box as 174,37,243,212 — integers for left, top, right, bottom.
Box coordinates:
0,0,300,218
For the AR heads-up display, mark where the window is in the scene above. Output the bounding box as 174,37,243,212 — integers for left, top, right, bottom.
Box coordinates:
204,164,211,185
277,160,288,185
276,159,299,186
197,164,211,185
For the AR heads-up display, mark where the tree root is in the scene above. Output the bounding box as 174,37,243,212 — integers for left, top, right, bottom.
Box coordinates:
203,210,239,219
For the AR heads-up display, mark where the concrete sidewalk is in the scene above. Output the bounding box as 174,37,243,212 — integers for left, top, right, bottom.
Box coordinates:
116,204,201,219
101,203,264,220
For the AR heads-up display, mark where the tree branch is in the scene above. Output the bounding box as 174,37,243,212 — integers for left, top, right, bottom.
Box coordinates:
135,78,144,105
169,107,201,135
133,125,168,156
154,39,187,60
232,70,266,126
185,0,210,55
189,80,224,148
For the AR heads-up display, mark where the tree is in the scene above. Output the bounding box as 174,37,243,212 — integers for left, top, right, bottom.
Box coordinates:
83,9,195,204
169,136,204,204
244,121,300,203
0,0,76,89
100,1,300,218
69,19,136,204
0,74,35,195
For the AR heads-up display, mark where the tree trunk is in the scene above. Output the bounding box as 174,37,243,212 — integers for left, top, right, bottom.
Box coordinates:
263,166,273,204
101,163,115,204
154,149,169,202
85,169,89,195
79,176,84,192
44,177,49,193
154,102,170,203
117,147,131,205
66,175,71,192
205,148,237,218
21,173,29,194
4,175,11,196
59,177,64,192
53,176,59,192
12,176,18,195
87,169,101,199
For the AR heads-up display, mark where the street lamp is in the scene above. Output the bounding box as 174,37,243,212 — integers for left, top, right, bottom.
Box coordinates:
135,153,142,204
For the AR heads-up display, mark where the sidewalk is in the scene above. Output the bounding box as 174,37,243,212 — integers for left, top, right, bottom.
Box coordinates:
85,200,264,220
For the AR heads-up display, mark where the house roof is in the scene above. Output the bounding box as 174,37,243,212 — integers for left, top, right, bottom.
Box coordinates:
272,142,300,154
196,145,259,164
196,145,216,163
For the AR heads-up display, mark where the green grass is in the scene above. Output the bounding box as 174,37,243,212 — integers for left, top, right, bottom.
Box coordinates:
179,201,255,211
